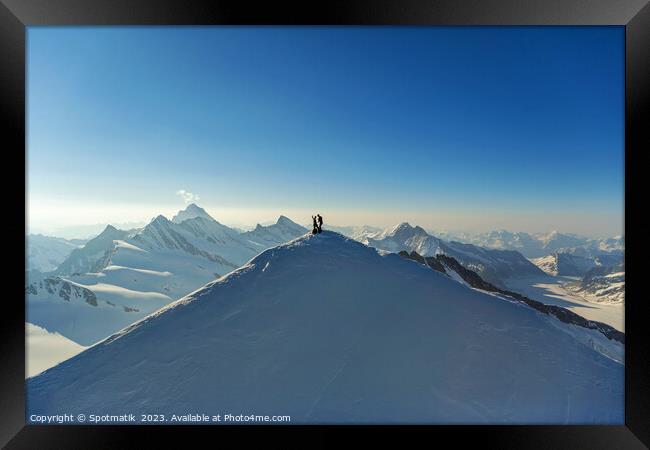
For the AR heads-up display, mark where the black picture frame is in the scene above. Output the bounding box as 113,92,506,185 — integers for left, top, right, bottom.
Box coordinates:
1,0,647,447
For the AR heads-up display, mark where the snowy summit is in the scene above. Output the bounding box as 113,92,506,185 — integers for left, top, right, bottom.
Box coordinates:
171,203,215,224
28,231,623,423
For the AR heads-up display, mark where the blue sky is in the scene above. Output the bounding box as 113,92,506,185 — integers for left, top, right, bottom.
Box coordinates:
28,26,624,236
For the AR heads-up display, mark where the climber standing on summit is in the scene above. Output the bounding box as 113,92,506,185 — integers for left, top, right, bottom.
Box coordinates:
316,214,323,233
312,215,318,235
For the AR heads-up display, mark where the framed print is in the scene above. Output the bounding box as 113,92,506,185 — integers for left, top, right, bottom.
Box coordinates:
1,0,648,447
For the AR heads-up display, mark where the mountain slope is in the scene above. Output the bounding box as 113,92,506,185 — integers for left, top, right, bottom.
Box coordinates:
171,203,215,224
399,251,623,345
535,231,587,254
241,216,307,248
27,234,87,272
367,223,545,286
448,230,544,258
325,225,383,242
440,230,625,260
28,232,622,424
26,275,170,346
131,215,251,271
565,265,625,304
54,225,131,276
532,250,624,277
532,253,594,277
27,209,308,346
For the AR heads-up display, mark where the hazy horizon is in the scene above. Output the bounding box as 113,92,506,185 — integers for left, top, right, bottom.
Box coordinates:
27,201,623,240
28,27,624,239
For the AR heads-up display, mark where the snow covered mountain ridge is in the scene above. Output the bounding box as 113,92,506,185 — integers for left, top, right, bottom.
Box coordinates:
170,203,214,224
27,234,87,273
398,250,624,345
27,205,307,346
430,229,624,259
564,264,625,304
365,222,546,287
28,231,623,423
26,207,623,347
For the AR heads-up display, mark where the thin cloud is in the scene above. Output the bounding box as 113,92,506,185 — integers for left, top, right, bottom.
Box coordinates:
176,190,200,204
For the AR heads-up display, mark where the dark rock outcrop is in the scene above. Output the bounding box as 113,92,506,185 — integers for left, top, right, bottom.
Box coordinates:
27,276,99,307
435,254,493,291
399,250,447,274
423,256,447,274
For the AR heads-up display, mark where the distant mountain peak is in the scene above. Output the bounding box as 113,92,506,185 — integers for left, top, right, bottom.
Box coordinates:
185,203,204,212
394,222,412,230
241,216,306,244
413,225,428,234
277,215,296,226
388,222,428,239
95,224,125,239
152,214,170,224
100,224,119,234
171,204,214,224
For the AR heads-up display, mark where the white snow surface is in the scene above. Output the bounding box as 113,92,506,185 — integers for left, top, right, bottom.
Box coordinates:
367,223,544,286
26,323,86,378
27,276,169,346
564,272,625,305
441,264,470,287
325,225,383,242
28,231,623,424
27,210,307,346
171,203,215,224
503,276,624,331
241,215,307,248
531,251,621,278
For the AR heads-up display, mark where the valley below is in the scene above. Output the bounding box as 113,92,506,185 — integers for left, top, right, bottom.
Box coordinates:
503,276,624,332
